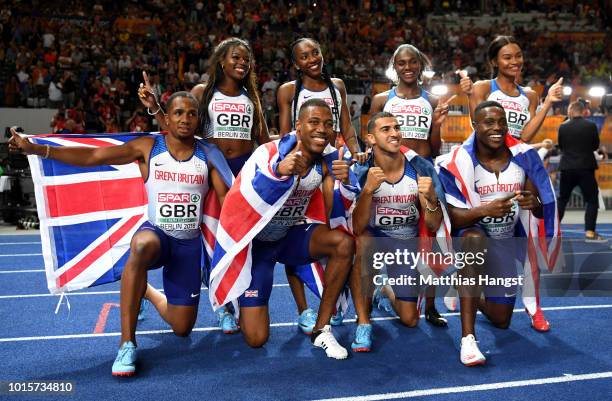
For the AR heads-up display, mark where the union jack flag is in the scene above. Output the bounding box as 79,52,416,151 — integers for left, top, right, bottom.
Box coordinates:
27,132,232,295
27,133,151,294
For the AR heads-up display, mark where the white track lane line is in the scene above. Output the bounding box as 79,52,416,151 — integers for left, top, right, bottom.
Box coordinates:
0,270,45,273
312,371,612,401
0,284,290,299
0,253,42,257
0,304,610,343
0,242,41,245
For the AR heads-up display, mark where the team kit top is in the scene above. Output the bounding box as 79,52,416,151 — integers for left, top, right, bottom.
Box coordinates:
206,89,255,141
255,163,324,242
486,79,531,139
368,161,421,239
291,85,342,132
383,88,433,141
146,136,210,240
474,160,525,239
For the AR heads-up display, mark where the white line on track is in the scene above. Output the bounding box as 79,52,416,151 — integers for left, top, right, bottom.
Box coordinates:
0,283,290,299
0,253,42,257
0,304,610,343
311,371,612,401
0,269,44,273
0,242,41,245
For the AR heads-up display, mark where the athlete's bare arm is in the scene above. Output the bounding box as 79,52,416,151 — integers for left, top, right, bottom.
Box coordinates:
417,175,443,232
520,179,543,218
352,167,386,235
138,71,168,130
333,78,363,160
369,92,389,115
9,128,152,176
209,163,229,205
467,81,490,122
277,82,296,136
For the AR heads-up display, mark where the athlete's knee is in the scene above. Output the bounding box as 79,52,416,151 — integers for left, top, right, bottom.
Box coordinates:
399,313,419,328
491,318,511,330
243,330,269,348
462,229,485,240
130,233,159,258
171,322,194,337
331,231,355,259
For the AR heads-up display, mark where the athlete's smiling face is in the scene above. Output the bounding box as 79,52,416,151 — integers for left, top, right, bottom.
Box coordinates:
165,97,199,139
368,116,402,154
493,43,523,79
296,105,333,155
293,40,324,78
394,48,421,85
221,45,251,81
474,106,508,151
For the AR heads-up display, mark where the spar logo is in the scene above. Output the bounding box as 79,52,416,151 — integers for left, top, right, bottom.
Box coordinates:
391,104,422,114
499,100,525,113
214,102,247,113
158,193,200,203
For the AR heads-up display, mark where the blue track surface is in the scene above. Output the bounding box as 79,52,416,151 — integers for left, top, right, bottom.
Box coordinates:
0,225,611,400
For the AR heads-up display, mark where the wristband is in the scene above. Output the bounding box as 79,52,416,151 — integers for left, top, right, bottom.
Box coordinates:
43,144,50,159
425,198,440,213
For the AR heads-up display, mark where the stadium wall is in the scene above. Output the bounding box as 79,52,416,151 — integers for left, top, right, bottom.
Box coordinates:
0,108,58,142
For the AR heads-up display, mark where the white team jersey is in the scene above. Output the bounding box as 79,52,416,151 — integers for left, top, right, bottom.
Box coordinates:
383,88,433,141
475,159,525,239
291,84,342,132
486,79,531,139
256,163,323,242
368,161,420,239
206,89,254,140
146,136,209,239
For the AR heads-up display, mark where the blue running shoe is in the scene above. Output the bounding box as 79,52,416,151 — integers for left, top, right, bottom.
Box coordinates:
373,287,394,314
137,299,149,321
298,308,317,335
330,309,344,326
112,341,137,377
351,324,372,352
216,309,240,334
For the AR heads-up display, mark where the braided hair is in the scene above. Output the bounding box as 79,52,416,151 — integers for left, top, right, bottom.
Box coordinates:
290,38,341,132
198,38,263,140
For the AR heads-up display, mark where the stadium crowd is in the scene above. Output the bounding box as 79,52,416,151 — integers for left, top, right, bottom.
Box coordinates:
0,0,609,133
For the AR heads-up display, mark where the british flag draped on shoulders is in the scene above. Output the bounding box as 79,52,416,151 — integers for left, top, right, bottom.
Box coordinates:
208,132,359,311
26,132,232,295
435,132,563,315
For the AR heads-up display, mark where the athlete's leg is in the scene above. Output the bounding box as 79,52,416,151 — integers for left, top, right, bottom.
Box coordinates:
308,225,355,330
350,235,373,325
458,228,487,338
119,229,161,345
144,284,199,336
238,240,276,348
479,299,515,329
285,265,309,313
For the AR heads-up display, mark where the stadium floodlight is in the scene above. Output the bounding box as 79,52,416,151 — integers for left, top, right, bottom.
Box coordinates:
431,84,448,96
588,86,605,97
422,69,435,79
563,86,572,96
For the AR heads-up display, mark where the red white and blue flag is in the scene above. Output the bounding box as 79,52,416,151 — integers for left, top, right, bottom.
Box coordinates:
208,133,359,310
27,132,233,295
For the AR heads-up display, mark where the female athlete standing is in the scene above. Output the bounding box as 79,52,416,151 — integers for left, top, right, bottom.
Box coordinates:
276,38,366,334
459,35,563,142
369,44,450,327
138,38,270,333
458,35,563,331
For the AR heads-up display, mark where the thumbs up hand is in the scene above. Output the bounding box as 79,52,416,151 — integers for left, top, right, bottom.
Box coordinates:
545,77,564,104
331,146,350,184
457,69,473,96
277,140,309,176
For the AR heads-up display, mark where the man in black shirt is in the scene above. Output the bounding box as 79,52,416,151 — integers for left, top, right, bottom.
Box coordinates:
557,100,606,242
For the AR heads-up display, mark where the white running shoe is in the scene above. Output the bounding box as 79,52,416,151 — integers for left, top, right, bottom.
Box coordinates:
460,334,486,366
312,325,348,360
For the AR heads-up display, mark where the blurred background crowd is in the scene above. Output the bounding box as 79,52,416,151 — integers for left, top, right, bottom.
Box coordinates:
0,0,609,134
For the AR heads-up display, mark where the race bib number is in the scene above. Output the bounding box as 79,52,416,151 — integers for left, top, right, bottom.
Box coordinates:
156,192,201,232
375,205,418,230
479,203,519,239
272,197,309,226
213,102,253,140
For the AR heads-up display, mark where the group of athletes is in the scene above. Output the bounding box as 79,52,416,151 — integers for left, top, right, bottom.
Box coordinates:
8,34,565,377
